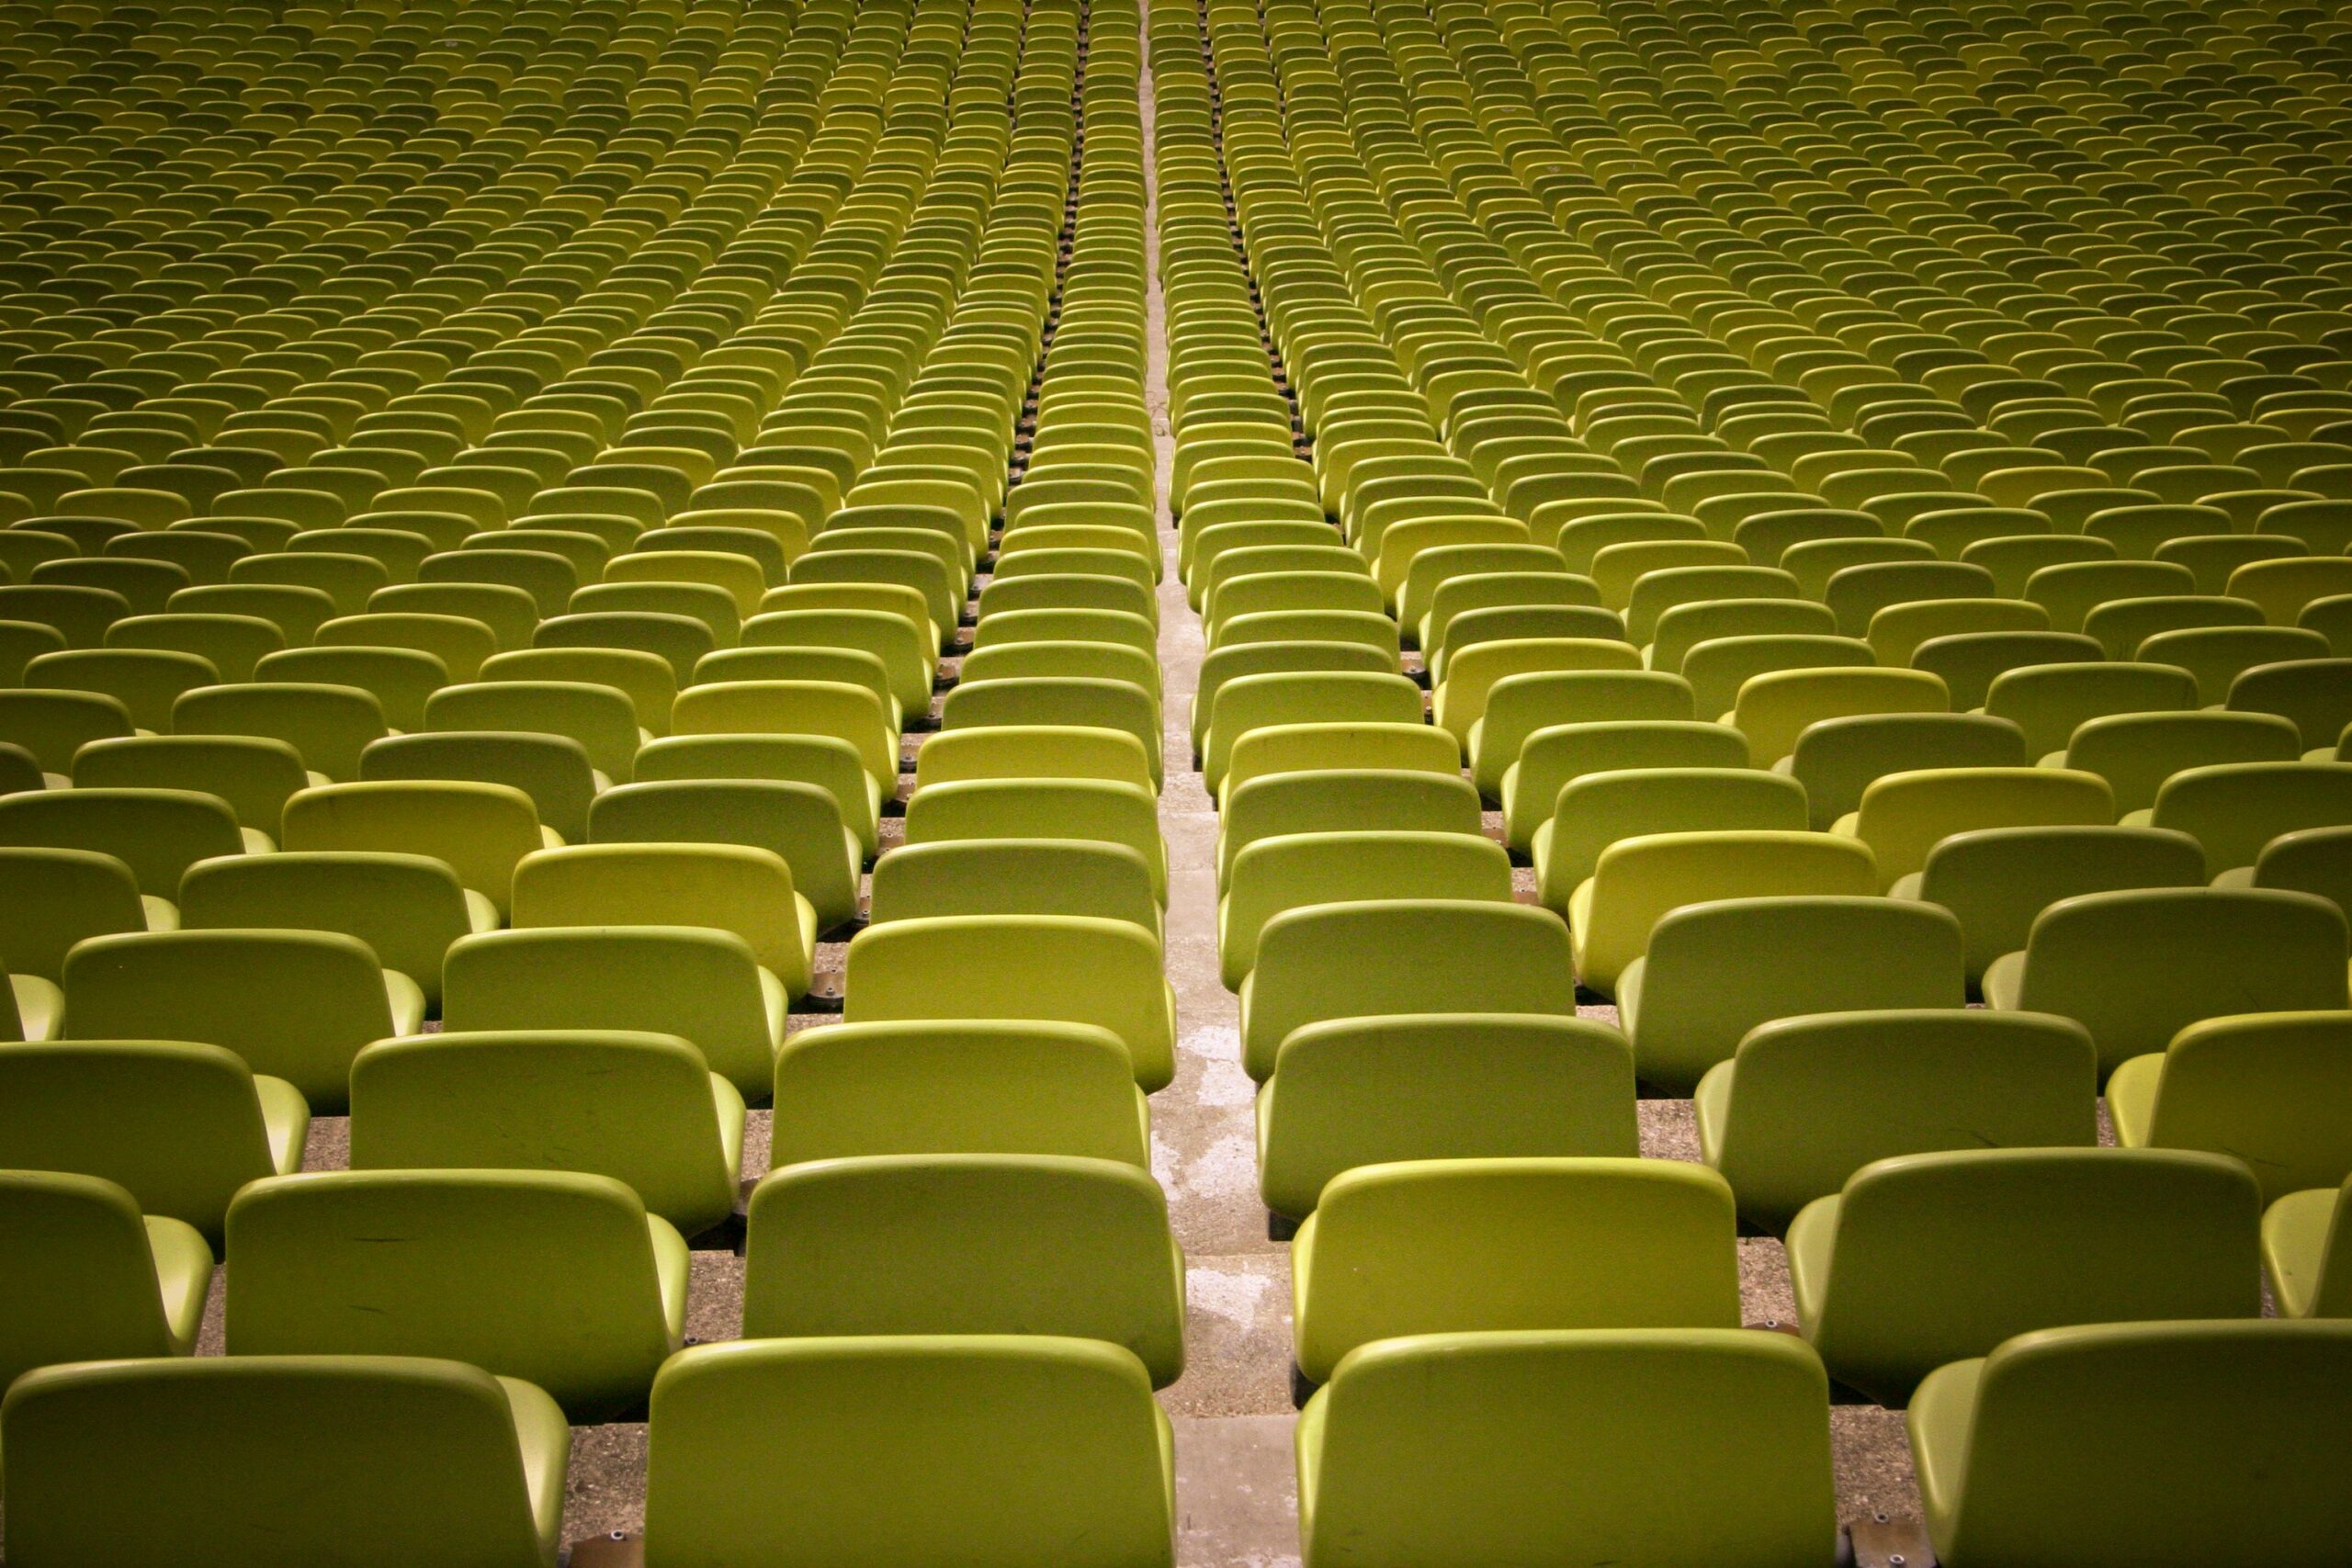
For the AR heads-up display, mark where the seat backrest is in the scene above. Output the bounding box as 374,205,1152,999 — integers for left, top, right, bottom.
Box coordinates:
742,1154,1182,1383
1984,660,2202,758
2144,1011,2352,1204
513,842,805,979
1712,1010,2098,1232
588,778,857,932
2150,762,2352,875
1305,1330,1833,1568
1578,831,1880,995
1204,670,1423,787
1732,667,1950,766
0,1354,550,1568
943,676,1159,780
1245,901,1577,1081
1633,897,1967,1094
2018,889,2350,1076
360,731,599,846
1850,766,2117,889
1808,1147,2262,1403
870,840,1159,932
1224,831,1510,986
1679,633,1875,722
1942,1321,2352,1568
62,927,396,1111
640,1337,1173,1568
771,1021,1149,1169
1221,769,1485,884
843,916,1172,1092
2228,657,2352,751
0,687,135,773
440,927,774,1100
179,852,472,1009
224,1168,672,1421
1475,671,1695,795
0,786,245,898
671,678,897,787
2062,711,2305,816
2255,827,2352,927
0,1169,177,1393
425,679,644,783
0,846,150,983
0,1035,287,1242
283,780,544,919
1296,1158,1740,1380
71,733,310,834
173,681,390,781
1545,769,1811,897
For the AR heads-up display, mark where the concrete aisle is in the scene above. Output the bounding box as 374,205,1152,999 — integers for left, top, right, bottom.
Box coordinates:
1136,33,1309,1568
1129,16,1921,1559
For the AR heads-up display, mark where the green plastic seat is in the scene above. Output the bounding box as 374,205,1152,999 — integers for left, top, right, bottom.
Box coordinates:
2142,761,2352,874
173,681,390,782
589,779,860,935
25,647,220,733
1223,720,1460,805
1906,1320,2352,1568
1255,1009,1637,1219
1623,895,1966,1096
843,915,1174,1092
1293,1158,1741,1382
871,839,1159,937
1698,1010,2099,1234
638,1337,1174,1568
1202,671,1423,794
1731,666,1950,766
0,1169,210,1395
903,778,1166,903
1297,1329,1834,1568
2139,625,2332,705
1984,660,2202,759
1221,830,1507,987
0,844,171,985
773,1021,1150,1171
427,680,645,786
2229,658,2352,753
1571,829,1879,998
942,675,1161,788
1493,688,1735,832
743,1154,1183,1385
350,1026,742,1237
1535,767,1811,912
2056,710,2304,816
2231,555,2352,626
2262,1176,2352,1318
514,842,815,1003
2108,1010,2352,1205
440,923,782,1102
672,677,897,798
1987,889,2350,1077
283,780,548,919
2027,559,2200,634
225,1169,683,1422
0,1355,568,1568
0,687,135,778
913,725,1155,792
1840,767,2117,891
0,784,253,897
743,606,933,720
2251,826,2352,926
181,852,488,1013
1790,1147,2260,1403
634,731,882,862
1243,901,1576,1082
